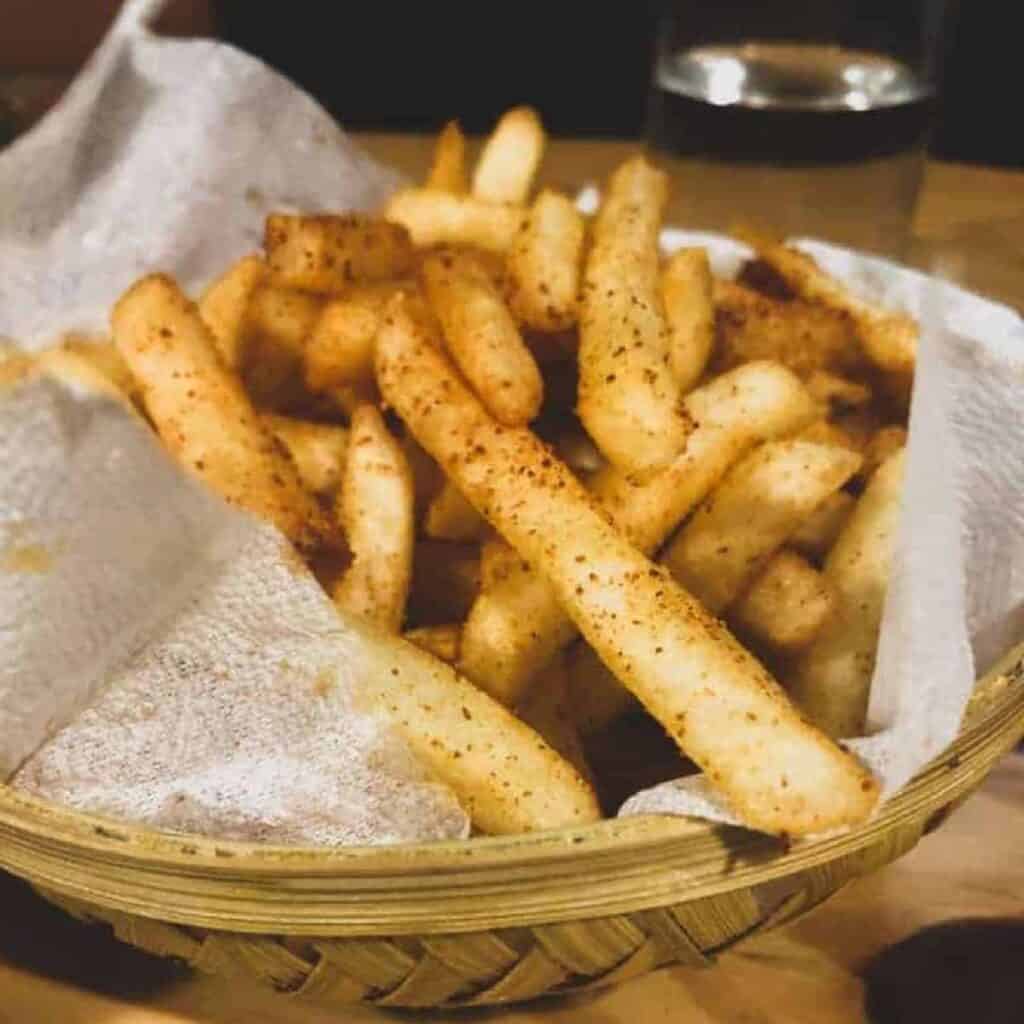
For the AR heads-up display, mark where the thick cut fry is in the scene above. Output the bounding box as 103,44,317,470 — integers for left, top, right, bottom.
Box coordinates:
304,285,398,393
472,106,545,203
462,362,818,705
424,479,489,541
712,277,863,378
332,405,414,631
747,240,918,375
578,157,690,476
730,550,838,653
377,298,878,835
384,189,523,252
259,414,348,496
506,189,584,331
479,537,527,590
198,254,267,370
425,120,468,193
661,248,715,391
662,440,863,614
404,623,462,663
353,628,599,834
787,448,906,737
112,276,332,551
421,251,543,426
264,214,414,294
789,491,856,560
242,285,323,408
408,541,481,625
568,642,638,737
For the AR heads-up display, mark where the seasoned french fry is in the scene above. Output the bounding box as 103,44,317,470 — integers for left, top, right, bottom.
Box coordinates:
712,277,863,378
354,627,600,834
424,479,489,542
332,404,415,631
111,274,332,552
421,250,543,426
425,120,468,193
506,189,584,331
462,361,818,704
789,491,856,560
661,247,714,392
568,642,638,737
861,425,909,484
661,440,863,614
805,369,872,410
384,189,523,252
472,106,545,203
787,448,906,737
34,344,136,408
730,550,838,653
52,336,139,405
198,254,266,370
404,623,462,663
259,414,348,496
264,214,414,294
377,296,878,835
478,537,525,590
745,239,918,375
408,541,481,625
578,156,690,477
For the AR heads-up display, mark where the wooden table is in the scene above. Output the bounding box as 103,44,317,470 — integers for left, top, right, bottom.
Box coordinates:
2,141,1023,1022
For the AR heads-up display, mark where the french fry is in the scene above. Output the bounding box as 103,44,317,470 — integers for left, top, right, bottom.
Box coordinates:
377,296,878,835
577,156,690,477
712,277,863,378
384,188,523,252
421,250,543,426
353,626,600,834
661,247,715,392
805,369,872,411
332,404,415,631
424,479,489,541
425,120,468,193
53,336,139,405
787,447,906,737
789,491,856,560
34,344,136,408
259,414,348,496
264,214,414,294
730,550,838,653
798,418,863,453
506,189,584,331
408,541,481,625
404,623,462,663
472,106,545,203
478,537,526,590
198,254,266,370
111,274,332,552
745,239,918,375
661,440,863,614
462,361,818,705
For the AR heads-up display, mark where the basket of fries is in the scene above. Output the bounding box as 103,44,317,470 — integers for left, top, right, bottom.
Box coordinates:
2,11,1024,1009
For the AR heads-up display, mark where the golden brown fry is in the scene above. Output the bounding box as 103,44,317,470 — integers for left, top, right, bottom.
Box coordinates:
355,628,600,834
789,491,856,560
578,156,690,477
259,414,348,496
425,120,468,193
377,296,878,835
332,404,414,631
198,254,267,370
421,250,543,427
472,106,545,203
264,214,414,294
404,623,462,663
384,188,523,252
111,274,331,552
661,247,715,392
34,345,136,408
798,418,864,453
661,440,863,614
424,478,489,542
805,369,872,411
787,448,906,737
478,537,525,590
408,540,481,625
506,189,584,331
730,550,838,653
53,335,139,405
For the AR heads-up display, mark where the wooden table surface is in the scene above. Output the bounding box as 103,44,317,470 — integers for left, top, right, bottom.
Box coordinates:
2,140,1023,1022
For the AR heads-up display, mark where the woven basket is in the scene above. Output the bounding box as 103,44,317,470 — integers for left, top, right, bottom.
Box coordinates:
1,644,1021,1010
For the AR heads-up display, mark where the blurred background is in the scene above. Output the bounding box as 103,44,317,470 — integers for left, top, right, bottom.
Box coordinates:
0,0,1020,167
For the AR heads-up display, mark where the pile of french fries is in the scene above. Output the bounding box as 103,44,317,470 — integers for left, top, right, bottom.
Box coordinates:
29,107,920,838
